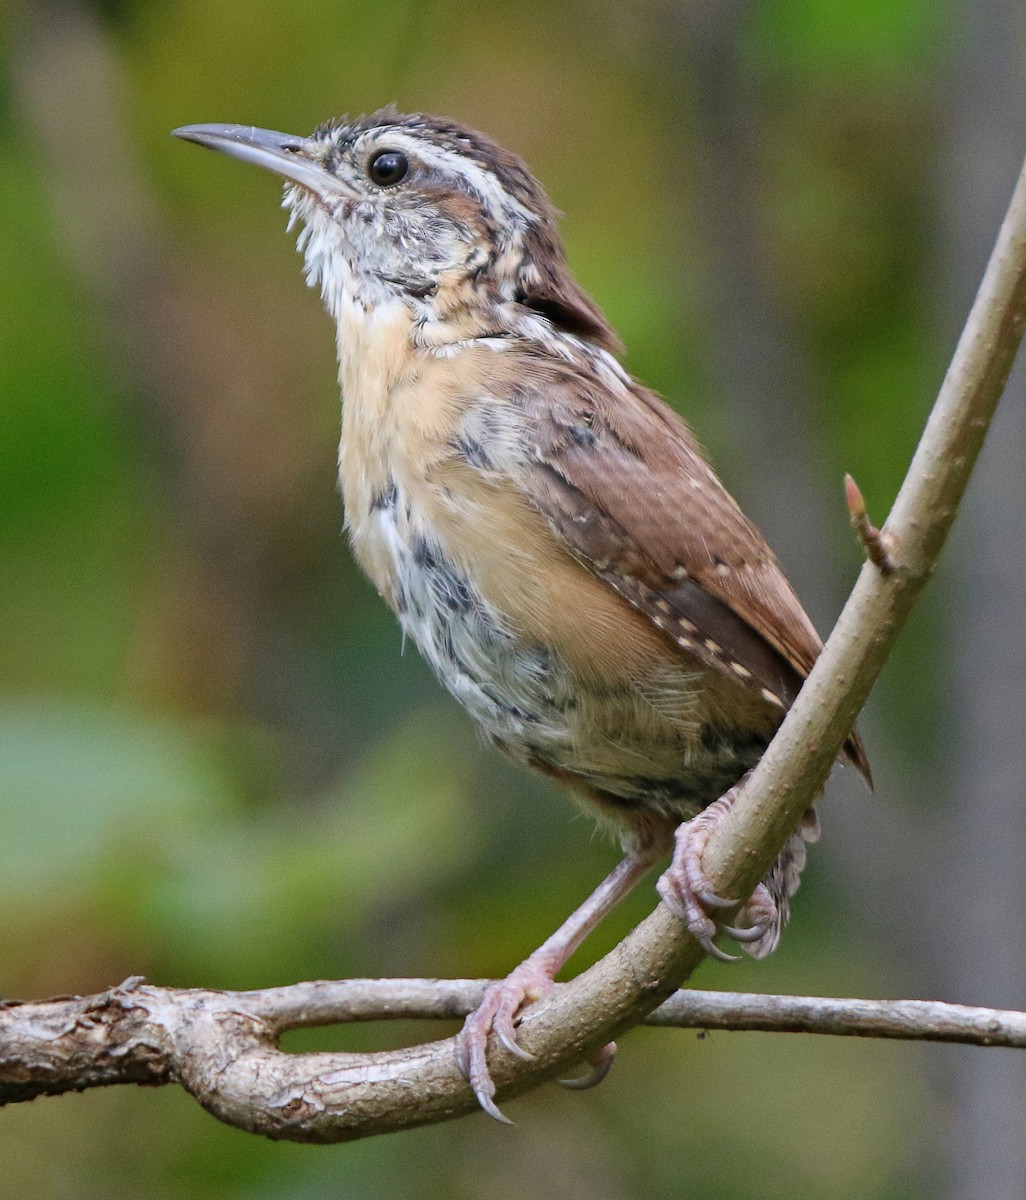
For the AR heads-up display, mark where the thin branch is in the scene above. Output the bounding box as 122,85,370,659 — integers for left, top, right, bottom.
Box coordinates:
699,138,1026,906
648,990,1026,1047
3,979,1025,1122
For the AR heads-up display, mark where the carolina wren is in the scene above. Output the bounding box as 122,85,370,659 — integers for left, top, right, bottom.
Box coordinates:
173,109,869,1120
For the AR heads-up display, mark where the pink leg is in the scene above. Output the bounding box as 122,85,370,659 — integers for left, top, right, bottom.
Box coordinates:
455,851,655,1122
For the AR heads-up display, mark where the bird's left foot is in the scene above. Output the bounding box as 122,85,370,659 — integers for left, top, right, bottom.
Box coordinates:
455,959,556,1122
455,959,617,1121
656,787,776,961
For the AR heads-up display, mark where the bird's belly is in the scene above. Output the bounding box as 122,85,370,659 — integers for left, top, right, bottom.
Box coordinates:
358,494,578,748
352,498,766,818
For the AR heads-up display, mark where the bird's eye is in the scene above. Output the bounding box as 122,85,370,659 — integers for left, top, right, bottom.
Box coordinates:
367,150,409,187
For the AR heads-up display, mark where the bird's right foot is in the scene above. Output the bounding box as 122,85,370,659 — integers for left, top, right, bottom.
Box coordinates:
656,787,776,959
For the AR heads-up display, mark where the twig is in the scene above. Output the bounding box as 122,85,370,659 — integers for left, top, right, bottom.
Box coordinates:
648,990,1026,1047
844,473,895,572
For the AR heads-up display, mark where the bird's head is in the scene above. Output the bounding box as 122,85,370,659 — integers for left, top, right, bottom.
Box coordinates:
173,107,618,350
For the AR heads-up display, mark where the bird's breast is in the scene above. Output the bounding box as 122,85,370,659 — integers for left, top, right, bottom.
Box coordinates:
337,339,775,833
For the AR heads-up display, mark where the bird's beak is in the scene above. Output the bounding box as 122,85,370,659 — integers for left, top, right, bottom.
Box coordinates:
172,124,351,200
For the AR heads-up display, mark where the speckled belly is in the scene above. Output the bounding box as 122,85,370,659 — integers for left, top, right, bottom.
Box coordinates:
353,492,767,820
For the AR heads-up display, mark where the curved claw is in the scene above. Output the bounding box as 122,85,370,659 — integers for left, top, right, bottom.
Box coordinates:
719,920,770,944
559,1041,617,1090
476,1092,516,1126
497,1026,536,1061
699,935,740,962
695,888,738,910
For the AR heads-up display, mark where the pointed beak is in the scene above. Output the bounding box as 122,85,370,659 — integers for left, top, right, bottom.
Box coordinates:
172,123,351,200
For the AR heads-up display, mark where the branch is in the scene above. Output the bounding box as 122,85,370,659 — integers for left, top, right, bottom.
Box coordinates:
648,990,1026,1046
4,979,1025,1127
8,125,1026,1145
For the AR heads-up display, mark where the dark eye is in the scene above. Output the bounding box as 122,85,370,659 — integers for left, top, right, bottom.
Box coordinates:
368,150,409,187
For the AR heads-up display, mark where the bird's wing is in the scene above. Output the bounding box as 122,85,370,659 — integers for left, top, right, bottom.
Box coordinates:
514,360,871,781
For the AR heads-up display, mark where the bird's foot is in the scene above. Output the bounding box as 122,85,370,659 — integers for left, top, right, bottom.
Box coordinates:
455,959,617,1121
455,959,556,1122
656,787,776,961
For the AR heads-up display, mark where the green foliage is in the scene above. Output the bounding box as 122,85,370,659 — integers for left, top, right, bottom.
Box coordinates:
749,0,940,77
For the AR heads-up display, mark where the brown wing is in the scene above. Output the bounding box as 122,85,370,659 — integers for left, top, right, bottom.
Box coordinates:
516,361,871,782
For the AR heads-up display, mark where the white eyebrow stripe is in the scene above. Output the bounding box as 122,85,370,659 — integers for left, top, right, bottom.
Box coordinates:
357,130,537,229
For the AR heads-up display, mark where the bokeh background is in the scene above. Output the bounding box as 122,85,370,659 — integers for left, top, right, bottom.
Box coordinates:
3,1,1026,1196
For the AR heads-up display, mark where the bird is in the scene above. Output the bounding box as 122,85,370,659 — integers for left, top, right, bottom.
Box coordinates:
172,108,870,1121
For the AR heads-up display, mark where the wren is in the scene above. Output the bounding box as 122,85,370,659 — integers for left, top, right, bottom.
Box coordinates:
173,108,869,1121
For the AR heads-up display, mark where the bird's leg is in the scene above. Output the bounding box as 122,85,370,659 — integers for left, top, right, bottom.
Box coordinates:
656,776,776,961
455,850,656,1122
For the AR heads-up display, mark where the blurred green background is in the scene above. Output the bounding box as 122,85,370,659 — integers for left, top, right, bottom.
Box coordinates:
3,1,1026,1197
